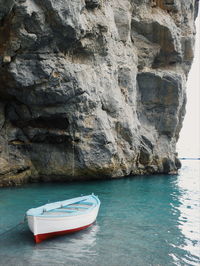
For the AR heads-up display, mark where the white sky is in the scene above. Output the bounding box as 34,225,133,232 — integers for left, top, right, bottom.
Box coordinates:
177,14,200,158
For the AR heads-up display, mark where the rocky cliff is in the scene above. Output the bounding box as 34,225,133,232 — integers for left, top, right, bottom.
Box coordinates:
0,0,199,186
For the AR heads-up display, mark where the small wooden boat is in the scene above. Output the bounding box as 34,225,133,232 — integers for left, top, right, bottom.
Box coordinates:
26,194,100,243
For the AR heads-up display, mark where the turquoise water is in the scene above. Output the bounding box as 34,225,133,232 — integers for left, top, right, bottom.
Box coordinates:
0,160,199,266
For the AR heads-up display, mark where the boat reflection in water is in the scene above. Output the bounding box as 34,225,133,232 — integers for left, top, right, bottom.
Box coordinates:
30,223,100,265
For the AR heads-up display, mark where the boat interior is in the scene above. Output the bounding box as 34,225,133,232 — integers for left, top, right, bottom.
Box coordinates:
42,200,94,216
26,195,100,217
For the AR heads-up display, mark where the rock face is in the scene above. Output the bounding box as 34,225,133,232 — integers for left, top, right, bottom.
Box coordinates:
0,0,199,186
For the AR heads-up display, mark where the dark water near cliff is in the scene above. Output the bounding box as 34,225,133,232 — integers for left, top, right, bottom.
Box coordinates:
0,160,199,266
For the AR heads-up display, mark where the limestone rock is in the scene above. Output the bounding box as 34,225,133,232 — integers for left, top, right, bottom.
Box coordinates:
85,0,101,9
0,0,199,186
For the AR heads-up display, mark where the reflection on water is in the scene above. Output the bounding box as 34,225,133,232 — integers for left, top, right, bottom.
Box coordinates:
0,160,199,266
0,223,99,266
176,161,200,265
30,224,99,266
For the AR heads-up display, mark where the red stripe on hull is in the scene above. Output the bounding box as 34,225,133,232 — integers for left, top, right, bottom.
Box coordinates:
34,223,93,244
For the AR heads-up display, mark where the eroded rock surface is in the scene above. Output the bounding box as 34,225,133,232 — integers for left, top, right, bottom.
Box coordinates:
0,0,199,186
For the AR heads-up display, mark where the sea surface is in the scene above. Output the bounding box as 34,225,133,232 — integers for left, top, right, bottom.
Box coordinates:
0,160,199,266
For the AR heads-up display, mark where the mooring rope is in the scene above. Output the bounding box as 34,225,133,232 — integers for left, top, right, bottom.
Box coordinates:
0,215,27,238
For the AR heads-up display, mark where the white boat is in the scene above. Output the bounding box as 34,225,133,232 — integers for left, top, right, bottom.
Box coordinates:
26,194,100,243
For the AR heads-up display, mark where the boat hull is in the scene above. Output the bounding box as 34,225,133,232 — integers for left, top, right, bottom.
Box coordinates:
27,195,100,243
34,223,93,243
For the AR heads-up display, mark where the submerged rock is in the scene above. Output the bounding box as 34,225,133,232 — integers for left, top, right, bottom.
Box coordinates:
0,0,199,186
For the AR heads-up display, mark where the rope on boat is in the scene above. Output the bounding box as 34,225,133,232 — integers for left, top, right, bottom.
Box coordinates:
0,215,27,238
